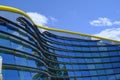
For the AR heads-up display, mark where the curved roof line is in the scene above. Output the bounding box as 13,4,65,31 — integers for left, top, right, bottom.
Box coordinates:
0,5,120,43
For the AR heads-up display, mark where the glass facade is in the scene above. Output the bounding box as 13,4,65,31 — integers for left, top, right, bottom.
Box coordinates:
0,6,120,80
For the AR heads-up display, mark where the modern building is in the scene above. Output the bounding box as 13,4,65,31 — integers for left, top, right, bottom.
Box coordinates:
0,5,120,80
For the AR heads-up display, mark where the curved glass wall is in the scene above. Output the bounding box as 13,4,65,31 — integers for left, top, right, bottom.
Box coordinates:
41,31,120,80
0,6,120,80
0,10,50,80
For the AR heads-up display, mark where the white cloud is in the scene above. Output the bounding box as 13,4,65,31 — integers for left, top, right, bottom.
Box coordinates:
27,12,58,27
49,16,58,22
27,12,48,26
90,17,120,26
27,12,58,33
95,28,120,40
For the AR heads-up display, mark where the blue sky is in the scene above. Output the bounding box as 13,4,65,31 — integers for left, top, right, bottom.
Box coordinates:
1,0,120,40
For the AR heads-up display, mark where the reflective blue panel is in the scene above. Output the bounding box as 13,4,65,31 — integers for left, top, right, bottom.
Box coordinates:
82,77,91,80
112,62,120,67
98,47,107,51
88,42,97,45
0,53,15,64
11,42,23,51
110,57,119,62
100,52,109,56
97,70,105,75
68,71,75,76
103,63,112,68
107,75,116,80
109,52,118,56
72,65,79,69
93,58,102,62
66,65,72,69
83,53,91,57
102,58,110,62
19,71,32,80
115,74,120,79
0,25,7,31
0,38,10,47
3,70,20,80
95,64,103,68
23,47,32,54
90,71,97,75
15,56,27,66
74,71,81,76
91,77,99,80
106,69,114,74
90,47,98,51
91,53,100,57
27,59,37,68
87,64,95,69
82,47,90,51
114,68,120,73
99,76,107,80
81,71,90,76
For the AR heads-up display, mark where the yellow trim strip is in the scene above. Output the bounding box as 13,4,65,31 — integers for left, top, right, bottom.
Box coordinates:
0,5,120,43
37,25,120,42
0,5,34,24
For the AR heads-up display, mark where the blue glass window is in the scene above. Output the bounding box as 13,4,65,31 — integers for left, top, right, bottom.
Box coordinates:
3,70,20,80
72,65,79,69
103,63,112,68
106,69,114,74
107,75,116,80
116,74,120,79
82,77,91,80
11,42,23,51
100,52,109,56
91,53,100,57
110,57,119,62
78,59,85,63
88,42,97,45
82,47,90,51
102,58,110,62
90,47,98,51
23,47,32,54
97,70,105,75
87,64,95,69
93,58,102,62
98,47,107,51
0,25,7,31
83,53,91,57
99,76,107,80
91,77,99,80
15,56,27,66
0,53,15,64
19,71,32,80
81,71,90,76
0,38,10,47
74,71,81,76
112,62,120,67
27,59,37,68
90,71,97,75
109,52,118,56
95,64,103,68
114,68,120,73
68,71,75,76
66,65,72,69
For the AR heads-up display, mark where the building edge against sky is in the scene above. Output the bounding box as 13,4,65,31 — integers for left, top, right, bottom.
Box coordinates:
0,5,120,43
0,5,120,80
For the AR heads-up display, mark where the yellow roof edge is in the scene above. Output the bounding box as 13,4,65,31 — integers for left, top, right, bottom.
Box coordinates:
37,25,120,43
0,5,120,43
0,5,35,24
